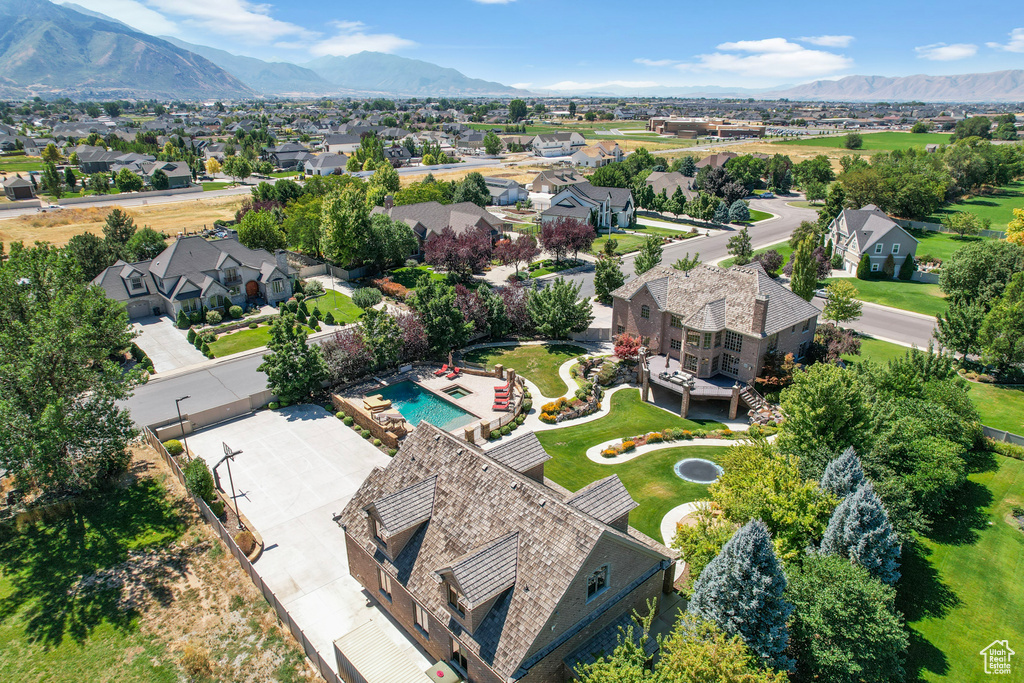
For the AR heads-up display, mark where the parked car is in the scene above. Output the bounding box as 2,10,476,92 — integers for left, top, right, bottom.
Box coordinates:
760,191,775,199
814,288,828,298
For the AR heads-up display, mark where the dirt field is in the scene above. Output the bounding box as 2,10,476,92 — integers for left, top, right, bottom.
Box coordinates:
400,162,549,187
0,195,244,247
686,139,864,171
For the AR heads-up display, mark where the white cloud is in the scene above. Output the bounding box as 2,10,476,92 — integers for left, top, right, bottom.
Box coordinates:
678,38,852,78
510,82,533,89
987,28,1024,52
541,80,660,91
799,35,854,48
147,0,310,42
634,58,680,67
58,0,179,36
307,20,415,57
914,43,977,60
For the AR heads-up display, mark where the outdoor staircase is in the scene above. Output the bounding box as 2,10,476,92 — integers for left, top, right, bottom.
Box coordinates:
739,384,767,412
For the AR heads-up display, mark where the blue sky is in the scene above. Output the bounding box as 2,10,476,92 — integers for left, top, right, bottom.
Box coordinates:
64,0,1024,90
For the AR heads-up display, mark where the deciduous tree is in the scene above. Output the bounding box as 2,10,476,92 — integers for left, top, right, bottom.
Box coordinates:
258,311,327,403
790,237,818,301
594,256,625,304
321,185,371,267
727,227,753,265
410,276,474,354
425,225,493,280
823,279,863,323
778,363,871,460
116,167,143,193
527,277,593,339
237,210,286,254
65,232,111,281
633,235,663,275
978,271,1024,373
494,234,540,277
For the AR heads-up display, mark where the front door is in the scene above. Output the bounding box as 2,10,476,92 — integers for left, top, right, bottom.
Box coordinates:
245,280,259,299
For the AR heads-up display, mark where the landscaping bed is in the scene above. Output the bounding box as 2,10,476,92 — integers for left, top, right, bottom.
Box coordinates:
527,258,583,277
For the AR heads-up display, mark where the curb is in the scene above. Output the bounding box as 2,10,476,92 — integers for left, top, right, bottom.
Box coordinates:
857,299,937,321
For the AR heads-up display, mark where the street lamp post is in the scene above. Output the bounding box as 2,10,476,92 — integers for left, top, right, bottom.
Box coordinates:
175,395,191,460
216,442,244,530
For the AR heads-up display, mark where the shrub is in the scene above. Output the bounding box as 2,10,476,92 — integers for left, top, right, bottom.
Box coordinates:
162,439,184,456
539,412,557,424
646,432,664,443
373,438,382,447
343,416,355,426
229,305,243,319
181,644,212,679
621,440,636,451
372,277,410,300
186,328,197,343
336,411,346,419
312,307,322,319
597,362,618,386
210,499,224,517
680,430,693,440
501,425,511,436
249,322,258,329
388,448,398,456
309,315,319,328
522,399,533,412
296,308,307,323
516,414,525,425
279,400,290,407
176,310,190,329
324,311,336,325
234,530,256,555
205,310,222,326
602,449,618,458
183,457,215,503
268,401,279,409
303,280,324,296
404,258,419,268
294,292,305,302
286,299,298,313
541,402,557,414
489,431,500,440
361,428,372,439
352,287,383,309
988,438,1024,461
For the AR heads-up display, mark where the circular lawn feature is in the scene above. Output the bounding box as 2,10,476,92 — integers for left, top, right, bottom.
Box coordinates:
673,458,723,484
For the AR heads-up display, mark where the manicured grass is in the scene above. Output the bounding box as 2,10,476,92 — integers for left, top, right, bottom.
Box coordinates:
202,182,232,191
0,478,186,682
745,208,774,223
899,455,1024,683
269,171,302,178
388,265,445,290
629,225,699,238
462,343,585,398
308,289,362,324
927,180,1024,231
843,336,914,366
591,233,646,256
720,241,794,268
0,157,43,173
907,228,991,262
207,324,274,357
786,200,822,209
528,258,583,277
780,131,953,152
825,277,947,317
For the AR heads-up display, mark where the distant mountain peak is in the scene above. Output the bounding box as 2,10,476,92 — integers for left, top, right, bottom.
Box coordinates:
769,70,1024,102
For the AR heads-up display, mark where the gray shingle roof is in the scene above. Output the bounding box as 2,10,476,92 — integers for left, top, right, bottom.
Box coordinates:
370,475,437,535
375,201,503,240
833,206,918,254
442,532,519,608
565,476,638,526
611,262,818,337
487,432,551,473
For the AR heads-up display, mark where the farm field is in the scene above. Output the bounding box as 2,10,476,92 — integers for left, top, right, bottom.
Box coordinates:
779,131,954,151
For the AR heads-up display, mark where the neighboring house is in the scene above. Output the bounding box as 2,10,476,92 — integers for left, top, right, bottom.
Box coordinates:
483,177,527,206
645,171,697,202
383,144,413,166
373,201,506,256
571,145,616,168
91,235,292,320
76,146,122,173
339,426,677,683
611,263,820,383
263,142,311,170
531,132,586,157
2,176,34,200
203,142,227,161
694,152,738,169
139,161,192,188
322,134,362,155
304,153,348,176
530,169,587,194
827,205,919,276
541,182,634,229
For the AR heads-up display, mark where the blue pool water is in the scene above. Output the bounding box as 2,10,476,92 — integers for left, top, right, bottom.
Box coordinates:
374,381,478,431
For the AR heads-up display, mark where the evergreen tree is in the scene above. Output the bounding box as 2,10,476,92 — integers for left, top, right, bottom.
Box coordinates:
820,446,865,498
594,256,625,304
726,227,753,265
821,481,902,584
856,255,872,280
728,199,750,223
678,155,697,176
688,519,794,671
633,235,663,275
527,277,593,340
898,254,916,281
882,253,896,279
713,200,729,224
790,237,818,301
257,311,328,404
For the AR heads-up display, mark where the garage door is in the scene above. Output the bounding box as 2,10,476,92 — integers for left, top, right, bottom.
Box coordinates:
126,300,151,318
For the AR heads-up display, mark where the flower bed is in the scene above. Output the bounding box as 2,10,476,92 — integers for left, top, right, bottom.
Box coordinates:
371,277,410,300
599,424,779,457
538,380,603,424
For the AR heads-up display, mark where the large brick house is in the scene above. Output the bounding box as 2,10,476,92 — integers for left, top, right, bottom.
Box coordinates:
827,205,919,277
611,263,820,384
339,426,676,683
91,235,293,320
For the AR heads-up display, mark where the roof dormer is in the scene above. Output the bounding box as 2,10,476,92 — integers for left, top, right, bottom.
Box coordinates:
565,475,638,533
436,532,519,635
364,475,437,561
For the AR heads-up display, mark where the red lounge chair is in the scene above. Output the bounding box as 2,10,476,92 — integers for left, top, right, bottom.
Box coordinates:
492,402,509,411
433,364,449,376
494,389,511,399
494,381,510,391
446,367,461,379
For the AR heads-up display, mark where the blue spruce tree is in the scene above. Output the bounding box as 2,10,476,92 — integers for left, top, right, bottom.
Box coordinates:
820,481,902,584
713,200,730,224
688,518,795,671
820,446,864,498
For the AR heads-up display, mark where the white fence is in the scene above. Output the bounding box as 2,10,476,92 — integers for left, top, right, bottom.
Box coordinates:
57,185,202,206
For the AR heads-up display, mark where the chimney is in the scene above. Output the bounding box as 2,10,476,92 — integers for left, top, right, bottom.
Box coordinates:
753,294,769,335
274,249,290,275
383,194,394,210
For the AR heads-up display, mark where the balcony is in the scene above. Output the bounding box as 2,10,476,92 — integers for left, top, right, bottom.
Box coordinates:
223,275,242,285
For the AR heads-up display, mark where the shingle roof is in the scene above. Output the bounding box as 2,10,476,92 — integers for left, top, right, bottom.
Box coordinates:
645,171,697,201
833,206,918,254
370,475,437,535
442,532,519,608
565,476,638,526
375,201,503,239
149,236,282,281
487,432,551,473
611,263,819,337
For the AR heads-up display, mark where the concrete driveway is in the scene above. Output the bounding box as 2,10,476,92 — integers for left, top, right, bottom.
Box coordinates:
132,315,207,372
185,405,431,675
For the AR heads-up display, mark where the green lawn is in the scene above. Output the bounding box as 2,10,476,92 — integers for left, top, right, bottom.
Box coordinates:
780,131,954,152
269,171,302,178
207,324,274,357
591,233,646,256
388,266,445,289
786,200,822,209
900,455,1024,683
308,289,362,324
537,389,728,538
0,478,186,682
907,228,990,262
720,241,794,268
843,336,914,366
825,277,947,317
746,208,773,223
927,180,1024,231
202,182,232,191
462,343,585,398
628,225,698,238
529,259,582,277
0,157,43,173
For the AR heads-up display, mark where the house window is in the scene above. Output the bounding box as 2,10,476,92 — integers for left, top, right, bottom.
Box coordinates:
182,298,200,313
447,583,467,616
724,331,743,353
616,325,625,335
451,640,469,675
874,243,883,254
130,276,143,290
714,331,722,348
414,603,429,638
224,267,239,283
377,567,392,602
711,356,719,373
891,243,900,254
871,263,880,272
703,333,712,349
640,305,650,319
798,341,810,359
670,315,683,329
670,338,681,351
790,325,796,334
802,319,811,332
209,295,226,309
229,286,241,297
271,279,285,294
586,565,609,601
722,353,740,376
684,354,698,372
767,333,778,353
373,518,386,546
686,331,700,346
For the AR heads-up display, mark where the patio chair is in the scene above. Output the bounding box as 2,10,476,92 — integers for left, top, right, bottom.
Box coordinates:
363,395,392,413
494,380,511,391
433,364,449,376
492,402,510,412
494,390,512,400
446,367,461,379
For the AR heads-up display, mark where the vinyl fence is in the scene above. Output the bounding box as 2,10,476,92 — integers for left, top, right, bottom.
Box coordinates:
57,185,202,206
983,425,1024,447
143,427,345,683
893,217,1005,239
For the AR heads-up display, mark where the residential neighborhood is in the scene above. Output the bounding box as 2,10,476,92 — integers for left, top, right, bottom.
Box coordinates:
1,2,1024,683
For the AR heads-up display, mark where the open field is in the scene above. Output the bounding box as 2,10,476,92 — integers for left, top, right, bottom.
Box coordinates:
825,277,947,317
780,131,953,152
0,195,243,247
927,180,1024,231
0,157,43,173
399,164,545,187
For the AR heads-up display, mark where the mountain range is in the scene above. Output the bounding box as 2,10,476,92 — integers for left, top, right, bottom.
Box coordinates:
767,70,1024,102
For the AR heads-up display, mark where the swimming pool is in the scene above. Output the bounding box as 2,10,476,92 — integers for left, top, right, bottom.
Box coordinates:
374,381,478,432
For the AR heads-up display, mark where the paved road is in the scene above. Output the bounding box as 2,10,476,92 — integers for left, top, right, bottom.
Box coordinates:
811,299,938,348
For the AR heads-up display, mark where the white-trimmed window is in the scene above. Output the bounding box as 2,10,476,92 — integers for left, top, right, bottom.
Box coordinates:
874,243,883,254
616,325,625,335
684,354,698,372
130,276,143,290
377,567,392,601
414,603,429,637
182,297,200,313
586,565,609,602
271,279,284,294
373,518,386,547
871,263,880,272
892,243,900,254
